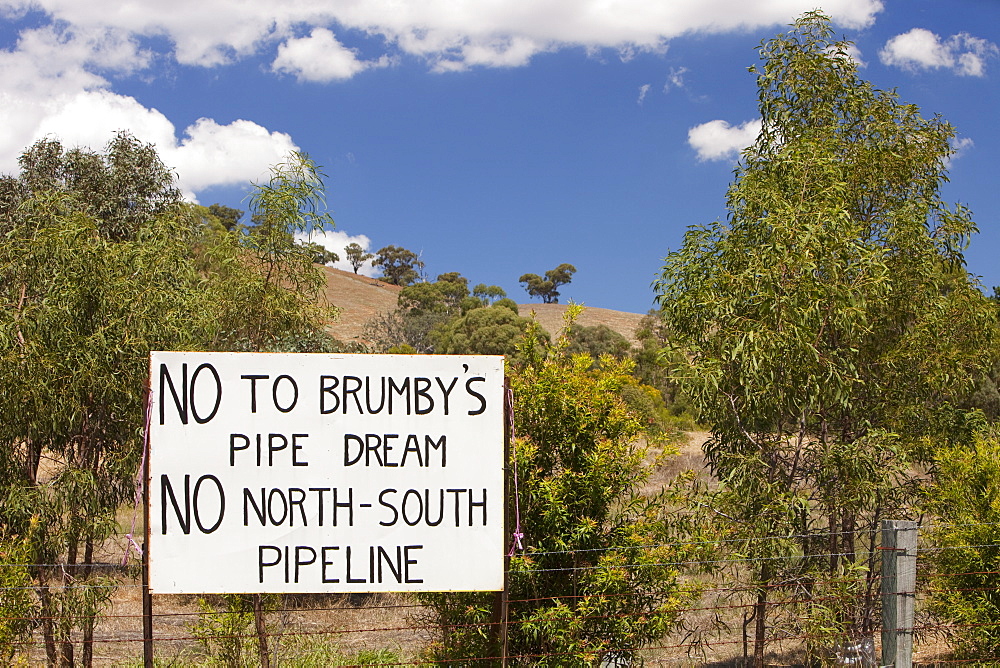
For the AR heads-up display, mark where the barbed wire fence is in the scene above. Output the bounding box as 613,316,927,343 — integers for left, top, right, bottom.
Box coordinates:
0,519,998,666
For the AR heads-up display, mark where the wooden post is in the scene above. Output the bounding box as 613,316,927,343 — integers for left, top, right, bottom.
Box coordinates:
142,429,154,668
881,520,917,668
252,594,271,668
490,382,513,667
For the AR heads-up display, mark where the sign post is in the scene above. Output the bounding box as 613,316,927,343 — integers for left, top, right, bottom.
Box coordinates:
148,352,505,595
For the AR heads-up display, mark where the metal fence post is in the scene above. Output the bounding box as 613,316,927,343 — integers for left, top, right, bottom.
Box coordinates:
881,520,917,668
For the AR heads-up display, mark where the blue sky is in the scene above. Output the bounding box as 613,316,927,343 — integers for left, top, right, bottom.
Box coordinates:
1,0,997,313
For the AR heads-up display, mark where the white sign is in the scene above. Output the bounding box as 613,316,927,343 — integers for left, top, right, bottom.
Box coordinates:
148,352,505,594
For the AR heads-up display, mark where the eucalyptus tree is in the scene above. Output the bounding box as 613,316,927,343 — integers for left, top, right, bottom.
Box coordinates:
344,241,373,273
0,135,334,664
374,244,424,285
654,13,994,665
472,283,507,306
519,263,576,303
206,151,337,351
428,300,539,358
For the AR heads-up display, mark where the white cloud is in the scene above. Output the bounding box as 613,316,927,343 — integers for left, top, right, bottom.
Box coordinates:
879,29,953,70
0,0,885,193
663,66,687,92
293,229,378,277
951,136,974,160
166,118,298,198
637,83,651,104
1,0,883,72
687,118,762,161
879,28,998,76
956,48,988,77
0,22,296,198
273,28,390,82
6,87,296,200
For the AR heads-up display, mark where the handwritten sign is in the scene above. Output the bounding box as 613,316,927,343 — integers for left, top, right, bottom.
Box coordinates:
148,352,505,594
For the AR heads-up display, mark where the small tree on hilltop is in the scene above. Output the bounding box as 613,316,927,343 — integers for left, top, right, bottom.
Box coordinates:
374,244,424,285
299,240,339,265
519,263,576,303
344,242,373,273
472,282,506,306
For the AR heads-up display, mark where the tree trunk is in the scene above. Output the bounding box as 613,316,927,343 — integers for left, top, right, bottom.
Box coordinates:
82,619,94,667
25,440,42,484
754,586,767,668
59,639,73,667
829,506,839,574
38,582,57,667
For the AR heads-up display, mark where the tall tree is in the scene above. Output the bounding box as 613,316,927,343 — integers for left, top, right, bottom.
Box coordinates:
398,272,476,315
299,240,340,265
654,13,994,665
519,263,576,303
209,151,337,351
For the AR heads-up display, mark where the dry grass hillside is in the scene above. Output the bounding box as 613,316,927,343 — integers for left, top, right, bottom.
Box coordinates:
319,266,402,344
319,266,648,347
515,302,647,347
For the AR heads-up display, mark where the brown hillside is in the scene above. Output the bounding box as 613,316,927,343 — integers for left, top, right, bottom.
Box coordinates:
320,266,402,344
516,303,647,347
319,267,647,347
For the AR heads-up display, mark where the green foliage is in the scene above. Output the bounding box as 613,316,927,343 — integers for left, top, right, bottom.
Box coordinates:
263,329,350,353
299,240,340,265
472,282,507,306
1,132,180,241
959,297,1000,420
363,309,448,354
519,263,576,303
399,272,470,316
288,644,404,667
0,539,34,660
374,245,424,286
429,303,543,358
617,382,687,438
344,242,374,274
188,598,406,667
0,136,336,662
369,274,516,353
423,309,703,666
365,271,473,353
208,203,244,230
184,203,230,237
653,11,995,662
203,152,337,351
190,600,250,666
565,323,631,361
631,314,694,420
925,428,1000,663
493,297,520,312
